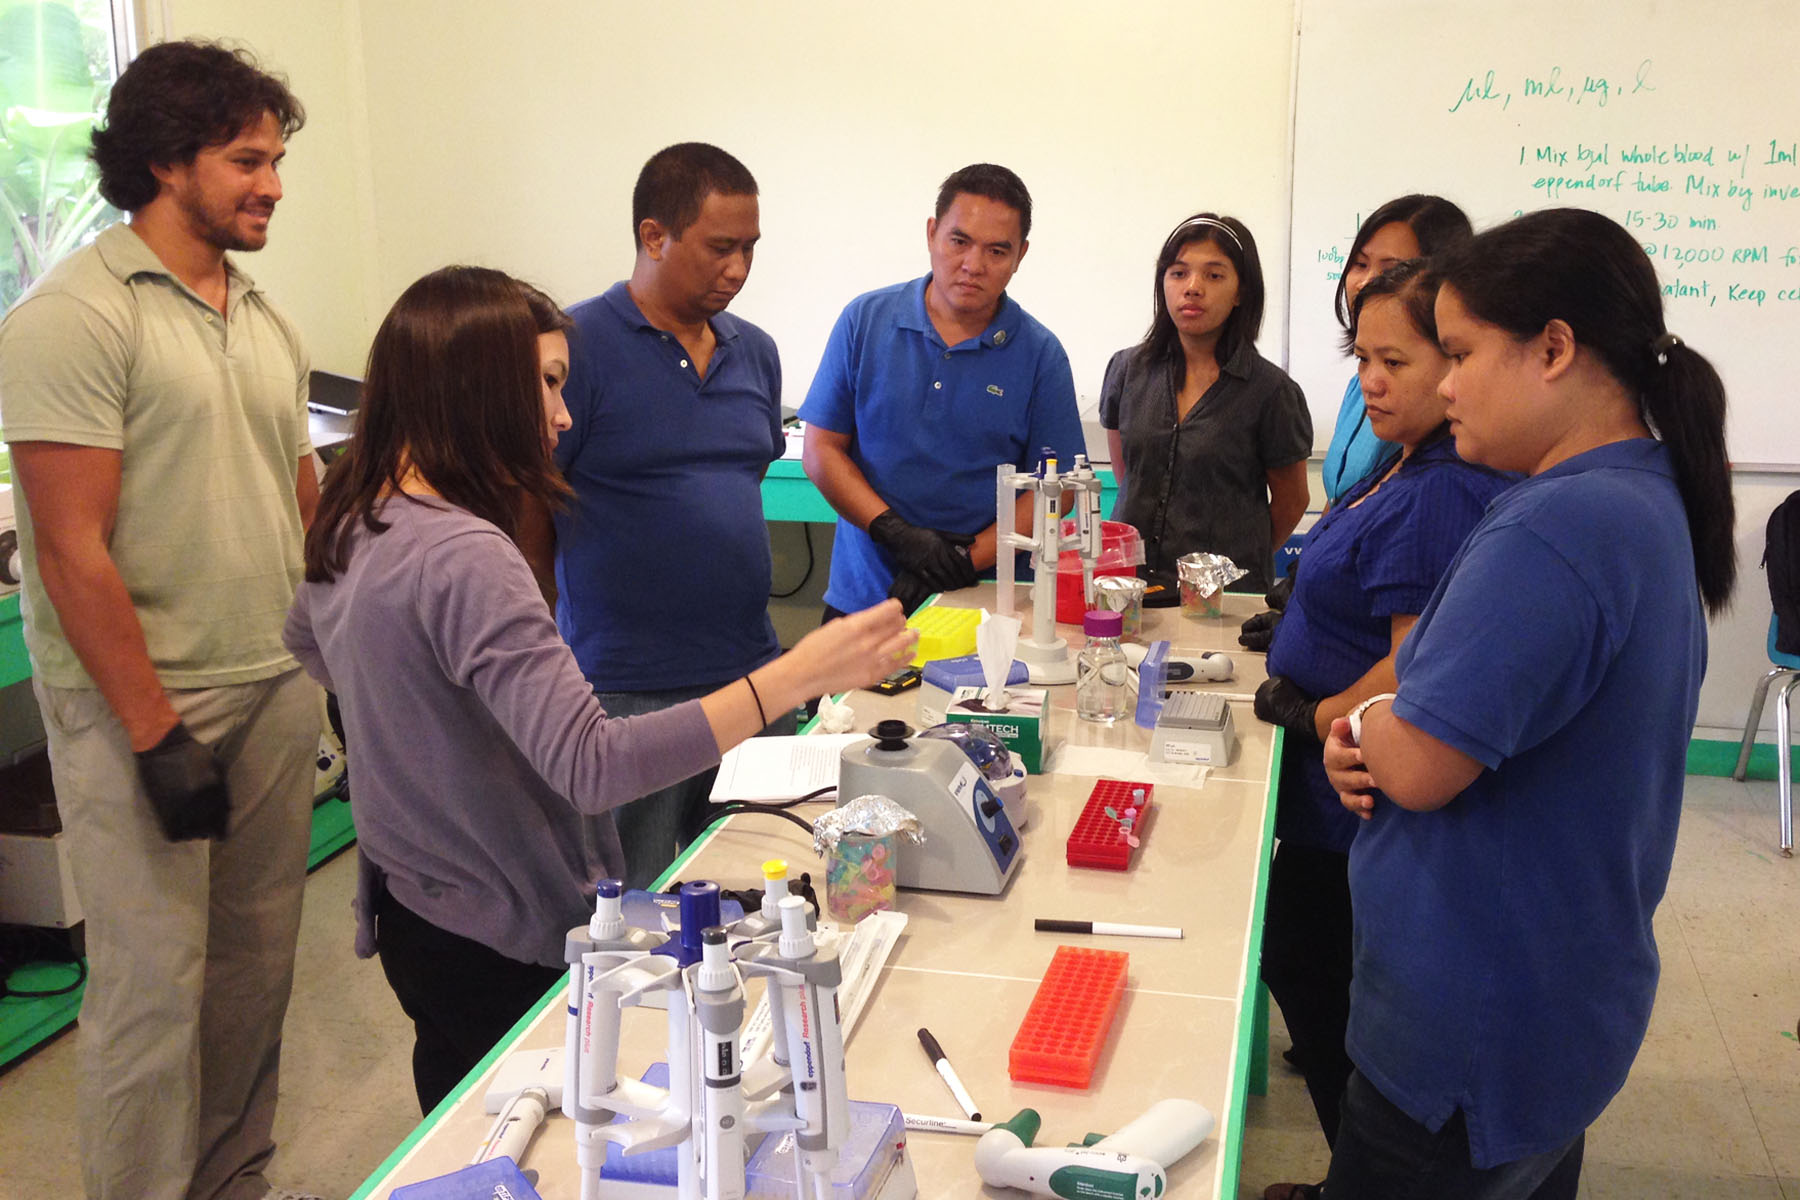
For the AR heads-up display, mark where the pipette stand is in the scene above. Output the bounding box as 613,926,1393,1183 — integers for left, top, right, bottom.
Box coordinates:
567,881,913,1200
994,453,1103,686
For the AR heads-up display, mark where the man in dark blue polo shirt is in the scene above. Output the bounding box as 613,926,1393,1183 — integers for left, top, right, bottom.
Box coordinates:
800,163,1084,616
551,143,786,888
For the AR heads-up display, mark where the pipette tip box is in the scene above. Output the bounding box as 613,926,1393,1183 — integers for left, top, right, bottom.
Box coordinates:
1008,945,1129,1089
390,1158,543,1199
600,1064,914,1199
906,606,981,666
746,1100,912,1199
1066,779,1154,870
1149,691,1238,766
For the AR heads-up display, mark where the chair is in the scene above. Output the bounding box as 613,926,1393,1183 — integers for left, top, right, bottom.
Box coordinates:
1732,613,1800,857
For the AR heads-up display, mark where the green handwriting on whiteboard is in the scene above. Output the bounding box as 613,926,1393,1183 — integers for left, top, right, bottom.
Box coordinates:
1311,118,1800,319
1449,58,1655,114
1514,140,1798,209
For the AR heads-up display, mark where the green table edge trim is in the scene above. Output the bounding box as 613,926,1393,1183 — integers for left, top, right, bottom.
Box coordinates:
1220,724,1282,1200
346,956,570,1200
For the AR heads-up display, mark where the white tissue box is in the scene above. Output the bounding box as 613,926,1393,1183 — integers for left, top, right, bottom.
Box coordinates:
917,654,1028,726
946,686,1047,773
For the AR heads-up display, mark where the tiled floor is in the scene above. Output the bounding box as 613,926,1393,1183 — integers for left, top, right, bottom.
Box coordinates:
0,847,418,1200
1,773,1796,1199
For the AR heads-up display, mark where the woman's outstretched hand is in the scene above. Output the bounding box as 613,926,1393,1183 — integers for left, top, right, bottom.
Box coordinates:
789,599,917,699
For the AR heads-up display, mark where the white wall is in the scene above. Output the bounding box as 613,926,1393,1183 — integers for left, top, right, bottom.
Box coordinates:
165,0,374,374
345,0,1298,412
158,0,1797,746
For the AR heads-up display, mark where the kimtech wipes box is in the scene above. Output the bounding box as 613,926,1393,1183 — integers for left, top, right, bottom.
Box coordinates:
918,653,1029,726
946,685,1047,773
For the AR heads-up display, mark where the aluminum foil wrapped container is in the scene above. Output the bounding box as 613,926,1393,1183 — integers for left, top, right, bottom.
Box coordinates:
1094,574,1148,639
813,793,925,855
1176,552,1248,618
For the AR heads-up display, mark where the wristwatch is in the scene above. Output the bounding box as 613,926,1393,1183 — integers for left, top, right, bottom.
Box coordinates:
1346,692,1397,745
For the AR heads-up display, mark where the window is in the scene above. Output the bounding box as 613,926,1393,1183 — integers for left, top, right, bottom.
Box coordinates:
0,0,132,483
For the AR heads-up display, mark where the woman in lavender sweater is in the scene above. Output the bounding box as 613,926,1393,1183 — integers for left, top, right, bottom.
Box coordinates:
284,266,913,1110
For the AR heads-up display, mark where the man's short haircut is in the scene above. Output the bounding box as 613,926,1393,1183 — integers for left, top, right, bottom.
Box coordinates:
90,39,305,213
934,163,1033,243
631,143,758,248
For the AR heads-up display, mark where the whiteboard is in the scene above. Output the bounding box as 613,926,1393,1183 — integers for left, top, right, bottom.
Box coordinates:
1289,0,1800,469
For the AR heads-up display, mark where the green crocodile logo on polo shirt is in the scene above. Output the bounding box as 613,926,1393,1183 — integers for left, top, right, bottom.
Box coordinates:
987,384,1004,397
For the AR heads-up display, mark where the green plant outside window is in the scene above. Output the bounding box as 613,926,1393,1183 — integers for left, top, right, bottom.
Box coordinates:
0,0,123,486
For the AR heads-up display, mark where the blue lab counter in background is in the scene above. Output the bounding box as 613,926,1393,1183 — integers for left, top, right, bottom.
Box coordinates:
760,459,1119,524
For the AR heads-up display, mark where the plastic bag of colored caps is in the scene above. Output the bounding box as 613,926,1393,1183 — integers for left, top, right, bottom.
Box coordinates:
813,794,922,924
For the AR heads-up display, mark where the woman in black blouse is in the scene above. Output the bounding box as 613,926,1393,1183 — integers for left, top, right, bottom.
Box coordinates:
1100,213,1312,592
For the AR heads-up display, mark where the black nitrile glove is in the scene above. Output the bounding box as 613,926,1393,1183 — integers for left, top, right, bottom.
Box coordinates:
886,569,936,617
1238,609,1282,652
868,509,978,593
136,722,230,842
1255,675,1321,743
1264,569,1296,612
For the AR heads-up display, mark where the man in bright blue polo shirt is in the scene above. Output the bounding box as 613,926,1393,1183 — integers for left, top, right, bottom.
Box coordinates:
800,163,1084,616
550,143,786,889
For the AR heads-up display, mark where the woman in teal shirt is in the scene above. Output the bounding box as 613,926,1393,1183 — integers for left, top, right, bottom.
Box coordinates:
1321,195,1472,505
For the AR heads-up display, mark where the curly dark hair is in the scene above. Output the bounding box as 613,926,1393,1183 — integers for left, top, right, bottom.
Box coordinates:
90,39,305,212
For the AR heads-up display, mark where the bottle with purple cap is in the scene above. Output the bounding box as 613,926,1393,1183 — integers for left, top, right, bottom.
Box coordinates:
1076,609,1130,724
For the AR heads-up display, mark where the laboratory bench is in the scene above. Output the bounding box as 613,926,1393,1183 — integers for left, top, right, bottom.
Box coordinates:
348,586,1281,1199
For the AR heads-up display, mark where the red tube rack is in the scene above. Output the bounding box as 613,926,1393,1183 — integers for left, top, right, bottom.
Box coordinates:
1066,779,1153,870
1007,945,1129,1088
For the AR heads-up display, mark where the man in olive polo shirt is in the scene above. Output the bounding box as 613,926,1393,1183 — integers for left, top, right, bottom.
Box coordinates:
0,42,321,1200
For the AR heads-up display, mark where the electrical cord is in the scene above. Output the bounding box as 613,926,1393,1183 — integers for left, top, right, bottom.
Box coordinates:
703,805,817,838
691,784,837,840
769,522,816,600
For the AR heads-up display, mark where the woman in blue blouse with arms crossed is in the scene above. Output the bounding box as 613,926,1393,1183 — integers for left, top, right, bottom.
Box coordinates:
1325,209,1735,1198
1251,261,1515,1200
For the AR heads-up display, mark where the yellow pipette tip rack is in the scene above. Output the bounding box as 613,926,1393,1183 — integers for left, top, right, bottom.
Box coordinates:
906,606,981,667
